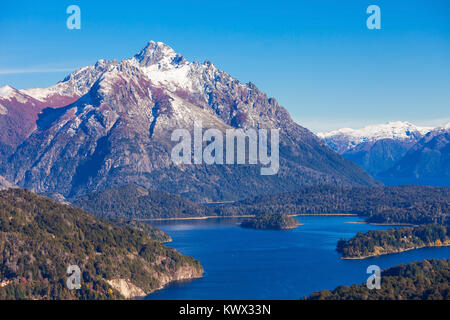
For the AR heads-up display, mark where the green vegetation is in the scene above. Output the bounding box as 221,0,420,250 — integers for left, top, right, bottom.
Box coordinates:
72,184,205,219
212,185,449,226
0,189,203,300
110,218,172,242
72,185,449,227
308,259,450,300
337,224,450,259
240,213,299,230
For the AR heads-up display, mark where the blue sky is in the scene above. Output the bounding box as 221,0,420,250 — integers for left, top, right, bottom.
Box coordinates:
0,0,449,132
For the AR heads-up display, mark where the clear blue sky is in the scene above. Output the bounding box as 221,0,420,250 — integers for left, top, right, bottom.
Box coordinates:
1,0,449,132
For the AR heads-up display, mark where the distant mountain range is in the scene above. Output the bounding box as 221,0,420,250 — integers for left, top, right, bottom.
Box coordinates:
0,41,378,202
380,124,450,185
319,122,450,186
318,121,433,154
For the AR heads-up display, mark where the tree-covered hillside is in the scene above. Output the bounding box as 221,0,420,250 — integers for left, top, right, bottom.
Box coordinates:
72,184,206,219
308,259,450,300
71,185,449,226
212,185,449,225
0,189,202,300
337,224,449,259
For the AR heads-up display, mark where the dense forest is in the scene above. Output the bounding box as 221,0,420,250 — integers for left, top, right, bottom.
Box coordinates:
337,224,450,258
110,218,172,242
211,185,449,225
0,189,203,300
72,185,206,219
240,213,299,230
71,185,449,226
308,259,450,300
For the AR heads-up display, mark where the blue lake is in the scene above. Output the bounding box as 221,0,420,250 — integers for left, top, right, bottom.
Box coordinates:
146,216,450,300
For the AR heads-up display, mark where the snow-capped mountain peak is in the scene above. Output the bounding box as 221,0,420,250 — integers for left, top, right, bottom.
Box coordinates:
319,121,433,142
121,41,229,100
318,121,434,153
0,85,37,106
131,41,204,93
317,121,447,178
0,85,15,98
135,41,187,69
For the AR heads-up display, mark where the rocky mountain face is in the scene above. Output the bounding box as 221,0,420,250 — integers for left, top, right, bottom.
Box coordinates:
0,86,44,160
0,61,111,161
319,122,449,186
1,41,378,201
379,125,450,186
318,121,432,176
0,175,16,190
341,139,418,176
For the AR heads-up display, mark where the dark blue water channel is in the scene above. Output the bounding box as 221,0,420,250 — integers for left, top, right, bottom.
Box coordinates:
146,216,450,299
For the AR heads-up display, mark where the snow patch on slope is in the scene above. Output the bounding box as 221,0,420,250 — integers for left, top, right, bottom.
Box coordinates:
0,175,17,190
0,104,7,115
141,62,194,92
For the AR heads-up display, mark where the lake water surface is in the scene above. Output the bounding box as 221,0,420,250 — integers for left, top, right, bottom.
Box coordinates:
146,216,450,299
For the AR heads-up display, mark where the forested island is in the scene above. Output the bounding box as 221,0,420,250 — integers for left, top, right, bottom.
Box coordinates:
308,259,450,300
240,213,299,230
0,189,203,300
336,224,449,259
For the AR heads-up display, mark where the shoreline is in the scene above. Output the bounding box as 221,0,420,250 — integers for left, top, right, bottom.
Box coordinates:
136,215,255,221
345,221,415,226
341,243,450,260
240,221,304,230
137,213,358,222
140,273,204,299
291,213,357,217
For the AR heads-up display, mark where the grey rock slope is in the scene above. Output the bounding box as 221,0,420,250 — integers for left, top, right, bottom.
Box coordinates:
2,41,379,201
0,175,16,190
342,139,417,176
319,121,433,177
379,125,450,186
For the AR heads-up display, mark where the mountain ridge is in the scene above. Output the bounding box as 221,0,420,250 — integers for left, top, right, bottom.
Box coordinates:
379,125,450,186
318,121,433,153
1,41,379,201
319,121,449,183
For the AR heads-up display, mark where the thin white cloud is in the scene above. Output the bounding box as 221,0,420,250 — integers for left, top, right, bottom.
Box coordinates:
413,117,450,128
294,118,377,133
0,67,76,75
